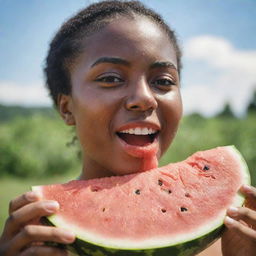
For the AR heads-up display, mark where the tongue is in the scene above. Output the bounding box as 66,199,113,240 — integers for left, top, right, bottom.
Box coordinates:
118,134,152,146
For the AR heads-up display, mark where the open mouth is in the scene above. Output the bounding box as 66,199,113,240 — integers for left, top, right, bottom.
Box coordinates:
116,128,159,147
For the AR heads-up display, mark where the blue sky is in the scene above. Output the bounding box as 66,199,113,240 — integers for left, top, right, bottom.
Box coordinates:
0,0,256,116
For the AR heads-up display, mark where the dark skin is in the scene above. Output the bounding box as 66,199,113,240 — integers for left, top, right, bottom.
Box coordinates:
61,16,182,179
0,16,255,256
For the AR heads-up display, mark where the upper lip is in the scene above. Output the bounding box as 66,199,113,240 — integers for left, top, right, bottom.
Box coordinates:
116,121,161,133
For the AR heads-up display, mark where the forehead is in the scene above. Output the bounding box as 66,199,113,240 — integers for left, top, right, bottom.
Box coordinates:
75,16,177,68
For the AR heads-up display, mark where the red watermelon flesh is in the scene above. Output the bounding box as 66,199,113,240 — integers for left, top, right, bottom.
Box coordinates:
33,146,250,252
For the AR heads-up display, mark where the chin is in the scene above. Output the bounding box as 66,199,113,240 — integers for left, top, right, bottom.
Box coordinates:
110,155,159,176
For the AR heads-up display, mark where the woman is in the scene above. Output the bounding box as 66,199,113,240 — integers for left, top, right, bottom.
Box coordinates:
0,1,255,255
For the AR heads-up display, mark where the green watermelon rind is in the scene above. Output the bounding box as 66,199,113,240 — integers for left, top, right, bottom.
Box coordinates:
32,145,250,256
45,216,224,256
42,216,224,256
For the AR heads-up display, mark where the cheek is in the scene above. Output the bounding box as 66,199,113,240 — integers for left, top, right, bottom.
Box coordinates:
73,100,102,140
72,90,120,150
158,91,183,154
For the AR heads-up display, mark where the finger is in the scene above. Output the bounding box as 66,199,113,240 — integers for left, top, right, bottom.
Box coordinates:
224,216,256,241
228,206,256,231
4,200,59,237
8,225,75,255
227,206,256,227
9,191,41,214
20,246,68,256
240,184,256,199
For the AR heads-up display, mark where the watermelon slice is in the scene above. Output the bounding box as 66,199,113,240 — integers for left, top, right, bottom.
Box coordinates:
33,146,250,256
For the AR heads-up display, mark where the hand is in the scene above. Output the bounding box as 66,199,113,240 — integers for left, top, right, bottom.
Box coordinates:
0,191,75,256
222,184,256,256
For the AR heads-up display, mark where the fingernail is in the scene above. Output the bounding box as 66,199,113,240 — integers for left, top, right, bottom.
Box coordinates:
242,184,253,193
224,216,235,227
228,206,239,217
26,191,40,201
45,201,59,212
61,230,75,242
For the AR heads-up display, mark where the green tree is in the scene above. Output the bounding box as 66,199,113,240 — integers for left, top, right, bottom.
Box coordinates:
247,89,256,114
217,102,235,118
0,114,80,178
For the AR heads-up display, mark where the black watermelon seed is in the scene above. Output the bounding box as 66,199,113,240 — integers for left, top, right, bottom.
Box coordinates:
180,207,188,212
158,180,163,186
135,189,141,195
161,209,166,213
185,192,190,197
102,208,105,212
162,189,172,194
203,165,210,171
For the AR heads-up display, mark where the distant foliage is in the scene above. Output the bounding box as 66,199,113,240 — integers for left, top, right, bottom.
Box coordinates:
216,102,236,118
160,114,256,186
247,89,256,114
0,104,55,122
0,114,80,178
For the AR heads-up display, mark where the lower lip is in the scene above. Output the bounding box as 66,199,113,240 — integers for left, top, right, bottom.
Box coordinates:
116,135,159,171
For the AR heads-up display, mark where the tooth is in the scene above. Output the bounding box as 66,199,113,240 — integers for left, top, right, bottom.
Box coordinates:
151,129,157,134
119,127,158,135
134,127,140,135
128,129,134,134
142,128,148,135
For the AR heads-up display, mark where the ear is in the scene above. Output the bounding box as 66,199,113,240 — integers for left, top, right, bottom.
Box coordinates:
57,94,76,126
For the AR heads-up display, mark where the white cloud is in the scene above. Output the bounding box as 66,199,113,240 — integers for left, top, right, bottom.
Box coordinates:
0,81,52,106
182,35,256,116
181,85,226,116
185,35,256,72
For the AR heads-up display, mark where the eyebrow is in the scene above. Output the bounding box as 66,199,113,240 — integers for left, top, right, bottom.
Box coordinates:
90,57,130,68
150,61,177,70
90,57,177,70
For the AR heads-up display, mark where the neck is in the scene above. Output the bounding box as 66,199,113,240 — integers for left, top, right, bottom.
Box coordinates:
78,159,115,180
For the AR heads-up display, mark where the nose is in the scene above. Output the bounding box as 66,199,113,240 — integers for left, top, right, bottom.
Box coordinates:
125,78,158,112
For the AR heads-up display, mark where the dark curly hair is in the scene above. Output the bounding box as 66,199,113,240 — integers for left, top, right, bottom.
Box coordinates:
44,0,182,106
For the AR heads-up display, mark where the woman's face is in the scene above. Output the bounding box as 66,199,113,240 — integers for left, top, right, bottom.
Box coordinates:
62,16,183,179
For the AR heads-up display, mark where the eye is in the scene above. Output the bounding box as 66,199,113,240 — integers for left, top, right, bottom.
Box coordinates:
151,77,176,90
97,76,122,83
95,73,124,87
154,79,174,86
